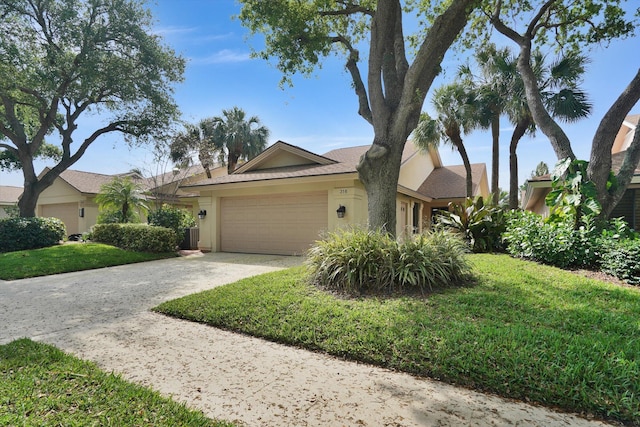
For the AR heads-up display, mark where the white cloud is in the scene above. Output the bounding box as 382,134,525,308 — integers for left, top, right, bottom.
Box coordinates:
191,49,251,64
152,25,198,36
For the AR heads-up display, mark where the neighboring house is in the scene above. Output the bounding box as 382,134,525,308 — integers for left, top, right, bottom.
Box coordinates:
182,140,488,255
0,185,22,218
523,114,640,226
35,164,217,235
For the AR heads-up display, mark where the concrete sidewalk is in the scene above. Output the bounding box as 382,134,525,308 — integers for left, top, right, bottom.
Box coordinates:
0,252,612,426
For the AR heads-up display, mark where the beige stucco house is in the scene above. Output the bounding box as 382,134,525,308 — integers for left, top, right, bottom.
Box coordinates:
0,185,22,218
34,164,218,235
184,141,488,255
523,114,640,225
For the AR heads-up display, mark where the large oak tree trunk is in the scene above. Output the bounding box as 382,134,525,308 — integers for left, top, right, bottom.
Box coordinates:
588,70,640,217
353,0,474,235
357,138,405,233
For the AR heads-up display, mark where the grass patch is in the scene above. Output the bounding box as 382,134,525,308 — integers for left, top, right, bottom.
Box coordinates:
154,254,640,425
0,243,177,280
0,338,233,426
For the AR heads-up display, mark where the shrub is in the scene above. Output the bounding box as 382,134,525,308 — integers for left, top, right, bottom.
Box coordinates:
306,228,395,294
504,211,616,269
90,223,123,247
306,227,470,295
0,217,66,253
394,231,470,291
600,238,640,285
435,197,507,253
91,223,176,253
148,205,196,247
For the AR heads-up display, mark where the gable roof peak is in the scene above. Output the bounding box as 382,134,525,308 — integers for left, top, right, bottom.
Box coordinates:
233,140,337,174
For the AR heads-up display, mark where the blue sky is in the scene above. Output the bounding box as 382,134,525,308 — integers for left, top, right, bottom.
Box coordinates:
2,0,639,190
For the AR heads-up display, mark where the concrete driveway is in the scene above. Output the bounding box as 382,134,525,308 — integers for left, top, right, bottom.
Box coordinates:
0,252,612,426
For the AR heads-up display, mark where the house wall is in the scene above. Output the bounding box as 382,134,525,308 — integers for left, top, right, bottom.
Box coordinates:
476,170,490,199
196,177,432,252
37,179,86,235
195,177,367,252
398,149,436,190
612,123,635,154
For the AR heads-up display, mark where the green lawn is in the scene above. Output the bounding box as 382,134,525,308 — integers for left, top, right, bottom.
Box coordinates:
0,338,233,427
154,254,640,425
0,243,177,280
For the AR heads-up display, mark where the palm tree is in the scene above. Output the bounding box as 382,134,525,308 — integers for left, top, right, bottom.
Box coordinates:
170,122,216,178
203,106,270,174
461,45,592,209
459,45,514,205
170,107,270,176
95,176,149,223
413,83,480,198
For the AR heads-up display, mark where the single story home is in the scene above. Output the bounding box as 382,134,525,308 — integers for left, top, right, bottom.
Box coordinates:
33,164,219,235
523,114,640,226
0,185,22,218
25,139,488,252
183,140,488,255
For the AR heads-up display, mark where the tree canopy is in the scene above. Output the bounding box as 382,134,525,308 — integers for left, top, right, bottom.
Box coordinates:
481,0,639,216
239,0,639,226
170,107,270,176
239,0,477,234
0,0,185,217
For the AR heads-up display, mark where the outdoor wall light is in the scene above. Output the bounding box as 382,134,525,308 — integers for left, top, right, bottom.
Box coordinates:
79,208,84,218
198,209,207,219
336,205,346,218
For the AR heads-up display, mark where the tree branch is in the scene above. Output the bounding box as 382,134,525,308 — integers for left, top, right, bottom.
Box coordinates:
331,35,373,124
588,68,640,207
525,0,558,38
0,95,27,146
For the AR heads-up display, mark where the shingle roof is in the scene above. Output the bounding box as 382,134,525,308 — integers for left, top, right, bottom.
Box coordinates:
0,185,22,204
185,142,426,188
323,142,420,165
147,163,211,190
323,145,368,164
186,162,359,186
417,164,486,199
54,169,143,194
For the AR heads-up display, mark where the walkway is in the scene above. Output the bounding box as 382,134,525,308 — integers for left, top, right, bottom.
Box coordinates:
0,252,611,426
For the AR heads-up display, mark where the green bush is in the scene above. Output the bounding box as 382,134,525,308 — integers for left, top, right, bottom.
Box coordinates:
0,217,66,253
91,223,176,253
148,205,196,246
90,223,123,247
394,231,471,291
600,238,640,285
504,211,618,269
306,227,470,295
435,197,507,253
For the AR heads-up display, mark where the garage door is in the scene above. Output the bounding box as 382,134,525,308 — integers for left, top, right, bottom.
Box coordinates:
220,191,328,255
41,202,78,235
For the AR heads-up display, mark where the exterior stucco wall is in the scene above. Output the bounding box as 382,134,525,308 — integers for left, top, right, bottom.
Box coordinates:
398,150,436,190
195,177,366,252
195,177,433,252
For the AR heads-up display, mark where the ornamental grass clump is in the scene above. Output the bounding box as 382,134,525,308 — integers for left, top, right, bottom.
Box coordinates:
306,227,395,294
306,227,470,295
394,231,470,291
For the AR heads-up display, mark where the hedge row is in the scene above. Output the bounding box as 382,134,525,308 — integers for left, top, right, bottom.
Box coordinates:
91,223,177,253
